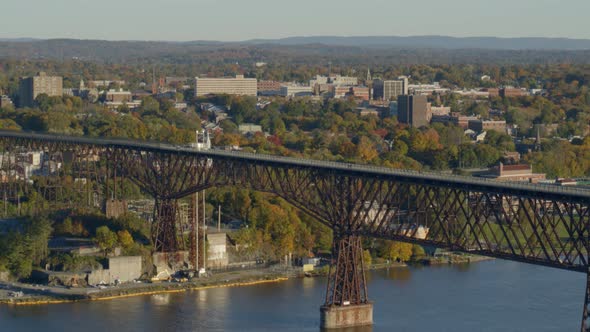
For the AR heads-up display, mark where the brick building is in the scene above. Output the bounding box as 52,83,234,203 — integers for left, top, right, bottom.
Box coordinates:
500,88,526,98
481,163,546,183
468,120,507,133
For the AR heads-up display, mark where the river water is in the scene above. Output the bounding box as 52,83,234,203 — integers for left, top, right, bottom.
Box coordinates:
0,260,584,332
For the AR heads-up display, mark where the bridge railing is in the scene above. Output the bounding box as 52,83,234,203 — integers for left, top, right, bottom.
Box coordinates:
1,130,589,200
217,149,590,199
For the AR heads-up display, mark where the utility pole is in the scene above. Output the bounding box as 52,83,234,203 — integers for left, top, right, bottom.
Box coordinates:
218,204,221,232
195,191,199,272
203,189,206,271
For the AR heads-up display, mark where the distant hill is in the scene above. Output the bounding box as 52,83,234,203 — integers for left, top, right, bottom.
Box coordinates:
244,35,590,50
1,36,590,64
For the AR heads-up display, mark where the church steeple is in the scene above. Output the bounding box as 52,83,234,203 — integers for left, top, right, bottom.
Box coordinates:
366,67,372,82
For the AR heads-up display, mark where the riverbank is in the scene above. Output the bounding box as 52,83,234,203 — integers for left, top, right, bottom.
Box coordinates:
422,252,495,265
0,253,493,306
0,268,292,306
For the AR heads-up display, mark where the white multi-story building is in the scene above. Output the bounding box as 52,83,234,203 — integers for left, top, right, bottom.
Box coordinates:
330,75,358,86
408,82,450,95
195,75,257,97
309,75,358,88
309,75,329,86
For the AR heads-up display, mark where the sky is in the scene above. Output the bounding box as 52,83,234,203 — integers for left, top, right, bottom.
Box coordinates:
2,0,589,41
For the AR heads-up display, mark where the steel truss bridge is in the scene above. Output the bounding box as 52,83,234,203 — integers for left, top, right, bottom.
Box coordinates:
0,130,589,330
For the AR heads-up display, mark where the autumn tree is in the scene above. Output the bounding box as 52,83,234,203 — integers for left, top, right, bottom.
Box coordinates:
94,226,118,256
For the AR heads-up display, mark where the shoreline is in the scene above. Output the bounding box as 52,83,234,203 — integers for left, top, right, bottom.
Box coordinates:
1,276,290,306
1,254,494,306
90,277,289,302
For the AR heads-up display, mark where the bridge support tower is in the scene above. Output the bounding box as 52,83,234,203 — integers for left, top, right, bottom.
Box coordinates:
321,234,372,329
582,269,590,332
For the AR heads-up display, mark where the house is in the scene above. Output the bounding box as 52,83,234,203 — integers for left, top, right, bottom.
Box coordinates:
238,124,263,134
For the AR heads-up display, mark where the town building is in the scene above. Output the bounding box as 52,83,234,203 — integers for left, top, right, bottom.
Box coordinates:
431,106,451,116
103,89,140,110
280,84,313,97
0,95,13,109
468,120,507,133
453,89,490,98
397,95,431,128
132,90,151,100
357,107,380,117
351,86,370,100
18,72,63,107
165,76,190,85
63,79,99,102
258,80,282,95
330,75,358,86
480,163,546,183
89,80,126,88
503,151,521,163
431,112,480,129
333,86,351,99
309,75,358,95
483,88,500,97
500,88,526,98
407,82,449,95
238,124,263,134
373,76,408,101
309,75,329,87
105,89,132,103
195,75,257,97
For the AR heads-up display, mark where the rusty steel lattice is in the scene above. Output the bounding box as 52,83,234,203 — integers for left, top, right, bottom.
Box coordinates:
583,270,590,332
325,235,368,306
1,131,590,329
110,148,225,252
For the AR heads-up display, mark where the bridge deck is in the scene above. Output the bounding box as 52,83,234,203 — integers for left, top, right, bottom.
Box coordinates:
2,130,589,203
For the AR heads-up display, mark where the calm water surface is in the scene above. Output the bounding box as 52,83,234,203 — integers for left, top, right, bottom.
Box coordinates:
0,260,584,331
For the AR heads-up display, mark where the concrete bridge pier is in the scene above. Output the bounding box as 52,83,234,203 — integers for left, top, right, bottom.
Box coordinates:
321,235,373,329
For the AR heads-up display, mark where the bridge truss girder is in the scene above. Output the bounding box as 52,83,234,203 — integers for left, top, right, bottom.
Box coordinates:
1,134,590,329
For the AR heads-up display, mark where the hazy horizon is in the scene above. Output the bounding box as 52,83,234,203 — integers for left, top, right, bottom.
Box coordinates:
3,34,590,44
2,0,589,41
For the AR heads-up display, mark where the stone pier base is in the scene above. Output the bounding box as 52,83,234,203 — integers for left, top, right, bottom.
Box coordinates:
320,303,373,329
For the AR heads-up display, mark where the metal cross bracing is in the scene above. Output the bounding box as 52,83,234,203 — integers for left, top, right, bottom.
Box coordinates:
110,148,225,252
1,131,590,329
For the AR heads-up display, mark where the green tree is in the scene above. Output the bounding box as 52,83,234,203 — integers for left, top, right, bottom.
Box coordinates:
380,241,413,262
94,226,118,256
